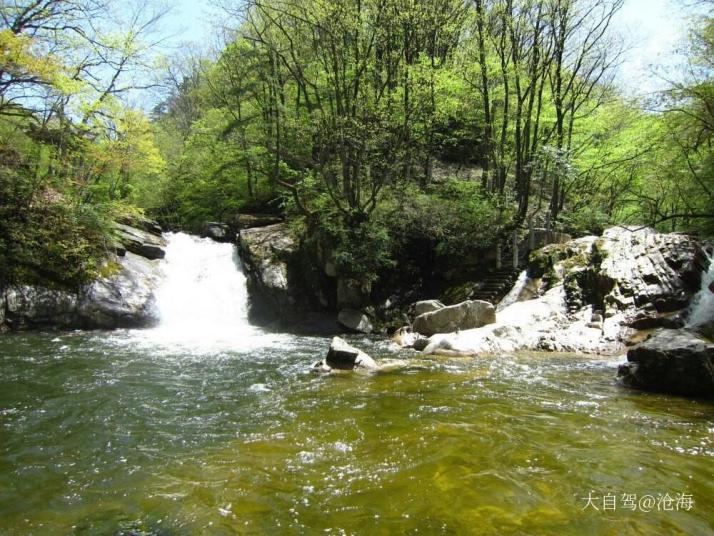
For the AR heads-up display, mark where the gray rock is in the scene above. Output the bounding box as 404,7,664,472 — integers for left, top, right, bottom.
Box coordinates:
233,213,283,230
114,223,166,260
412,337,430,351
4,285,78,329
413,300,496,336
237,223,298,321
116,214,163,236
618,329,714,398
77,253,161,328
414,299,445,317
2,252,162,331
321,336,379,371
338,309,373,334
203,222,231,242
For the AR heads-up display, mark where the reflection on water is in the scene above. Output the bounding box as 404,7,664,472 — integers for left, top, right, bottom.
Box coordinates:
0,330,712,535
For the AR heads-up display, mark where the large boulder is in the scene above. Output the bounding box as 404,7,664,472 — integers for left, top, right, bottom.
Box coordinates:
618,329,714,398
413,300,496,336
77,253,161,328
114,223,166,260
4,285,79,330
237,223,298,322
337,309,373,334
2,252,162,331
414,299,445,316
202,222,231,242
314,336,379,371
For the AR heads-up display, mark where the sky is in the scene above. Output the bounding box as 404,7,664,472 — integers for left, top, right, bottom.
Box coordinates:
160,0,697,98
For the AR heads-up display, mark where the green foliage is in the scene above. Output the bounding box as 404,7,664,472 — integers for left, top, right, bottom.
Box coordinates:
0,142,110,287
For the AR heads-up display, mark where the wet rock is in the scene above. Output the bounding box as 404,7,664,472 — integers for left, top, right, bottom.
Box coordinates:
315,336,379,371
114,223,166,260
237,223,298,322
337,309,373,334
77,253,161,328
203,222,231,242
2,252,162,330
412,337,430,351
4,285,78,330
413,300,495,336
413,299,445,316
618,329,714,398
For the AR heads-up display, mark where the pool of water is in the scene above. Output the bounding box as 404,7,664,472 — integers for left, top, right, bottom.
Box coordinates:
0,329,712,535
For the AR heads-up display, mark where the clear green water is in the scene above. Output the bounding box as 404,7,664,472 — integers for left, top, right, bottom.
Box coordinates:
0,330,712,535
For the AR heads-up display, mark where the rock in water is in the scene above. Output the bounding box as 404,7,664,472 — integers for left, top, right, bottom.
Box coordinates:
237,223,297,320
337,309,373,334
318,336,379,371
413,299,445,316
618,329,714,398
77,252,161,328
413,300,496,336
203,222,231,242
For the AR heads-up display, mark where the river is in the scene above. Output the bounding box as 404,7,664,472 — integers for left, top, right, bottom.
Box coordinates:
0,234,712,534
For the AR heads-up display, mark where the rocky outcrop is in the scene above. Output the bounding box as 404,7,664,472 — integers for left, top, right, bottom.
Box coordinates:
414,300,444,316
232,213,283,230
2,251,161,330
1,220,164,331
76,253,161,328
313,336,379,371
116,214,163,236
337,309,373,334
618,329,714,398
412,299,496,336
202,222,231,242
237,223,299,322
114,223,166,260
419,227,708,355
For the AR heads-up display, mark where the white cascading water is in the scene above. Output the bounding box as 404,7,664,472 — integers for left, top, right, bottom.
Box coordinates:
687,250,714,328
141,232,279,352
497,270,528,312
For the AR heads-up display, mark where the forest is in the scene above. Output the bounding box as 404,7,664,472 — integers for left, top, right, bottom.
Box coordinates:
1,0,713,289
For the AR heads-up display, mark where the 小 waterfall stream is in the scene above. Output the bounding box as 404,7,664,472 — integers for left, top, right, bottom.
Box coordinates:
0,234,712,534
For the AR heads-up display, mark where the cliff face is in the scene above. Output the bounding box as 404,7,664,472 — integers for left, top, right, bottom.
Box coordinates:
422,227,708,355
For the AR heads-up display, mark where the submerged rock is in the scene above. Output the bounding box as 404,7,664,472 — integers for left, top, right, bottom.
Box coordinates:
413,300,495,336
618,329,714,398
337,309,373,334
314,336,379,371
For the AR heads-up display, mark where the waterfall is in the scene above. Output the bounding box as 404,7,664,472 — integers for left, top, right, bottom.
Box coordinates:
141,232,271,351
687,251,714,328
497,270,528,312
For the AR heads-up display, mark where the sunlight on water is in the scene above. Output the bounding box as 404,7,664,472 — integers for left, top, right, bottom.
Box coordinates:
0,234,712,535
